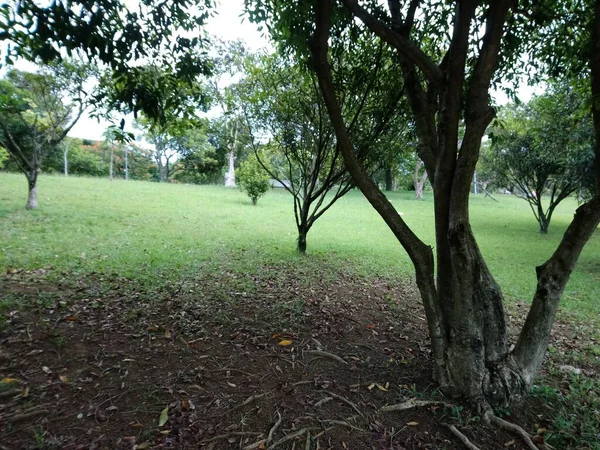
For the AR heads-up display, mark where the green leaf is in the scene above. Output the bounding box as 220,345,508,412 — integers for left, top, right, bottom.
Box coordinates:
158,406,169,427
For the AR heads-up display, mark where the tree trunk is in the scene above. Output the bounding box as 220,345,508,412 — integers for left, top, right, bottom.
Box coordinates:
385,166,394,191
26,172,38,210
110,144,114,181
125,146,129,181
414,160,428,200
63,143,69,177
312,0,600,409
297,226,308,253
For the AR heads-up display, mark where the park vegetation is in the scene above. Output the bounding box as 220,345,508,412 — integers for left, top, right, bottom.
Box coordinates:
0,1,599,448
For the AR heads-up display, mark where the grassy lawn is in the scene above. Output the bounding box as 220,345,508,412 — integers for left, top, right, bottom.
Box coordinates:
1,173,599,450
1,172,598,320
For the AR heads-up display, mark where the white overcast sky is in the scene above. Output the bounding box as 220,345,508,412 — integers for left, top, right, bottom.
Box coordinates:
69,0,268,140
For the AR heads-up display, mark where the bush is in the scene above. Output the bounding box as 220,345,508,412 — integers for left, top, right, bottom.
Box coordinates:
236,156,270,205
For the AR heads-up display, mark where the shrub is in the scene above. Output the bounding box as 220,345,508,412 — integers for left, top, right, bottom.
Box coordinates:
237,156,270,205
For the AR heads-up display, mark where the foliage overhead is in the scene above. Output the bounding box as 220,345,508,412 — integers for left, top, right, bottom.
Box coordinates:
0,0,215,124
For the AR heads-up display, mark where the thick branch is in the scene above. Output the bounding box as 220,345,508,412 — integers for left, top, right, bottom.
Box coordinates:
339,0,443,86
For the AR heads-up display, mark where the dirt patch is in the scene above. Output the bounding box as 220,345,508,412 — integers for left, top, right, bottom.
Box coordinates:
0,269,596,449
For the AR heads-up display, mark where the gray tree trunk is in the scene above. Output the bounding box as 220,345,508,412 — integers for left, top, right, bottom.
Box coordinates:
414,160,428,200
109,144,114,181
124,145,129,180
26,175,38,210
63,141,70,177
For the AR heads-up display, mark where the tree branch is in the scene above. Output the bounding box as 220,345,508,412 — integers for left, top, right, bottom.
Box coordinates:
339,0,443,86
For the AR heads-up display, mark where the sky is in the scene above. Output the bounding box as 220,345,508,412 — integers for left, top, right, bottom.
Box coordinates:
68,0,269,140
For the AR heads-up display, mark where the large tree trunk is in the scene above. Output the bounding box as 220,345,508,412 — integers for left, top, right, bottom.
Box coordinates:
312,0,600,409
26,172,38,210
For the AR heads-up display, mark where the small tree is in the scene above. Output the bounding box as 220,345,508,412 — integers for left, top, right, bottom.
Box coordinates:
0,62,90,209
489,85,594,233
237,156,270,205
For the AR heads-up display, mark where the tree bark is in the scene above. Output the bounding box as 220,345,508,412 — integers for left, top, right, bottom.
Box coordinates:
63,142,69,177
110,144,114,181
297,229,307,253
414,160,428,199
26,172,38,210
312,0,600,409
385,166,394,191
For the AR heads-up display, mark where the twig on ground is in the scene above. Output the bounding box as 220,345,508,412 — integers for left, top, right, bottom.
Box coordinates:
221,393,266,416
305,350,348,365
243,439,266,450
313,397,333,408
446,424,482,450
322,419,365,432
488,414,540,450
5,408,49,423
269,427,320,450
0,390,20,400
267,411,283,446
380,398,453,413
292,380,315,387
201,432,263,444
305,431,311,450
325,391,364,417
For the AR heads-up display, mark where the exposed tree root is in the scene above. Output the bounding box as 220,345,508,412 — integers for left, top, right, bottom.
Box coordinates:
267,411,283,446
0,389,20,400
221,393,266,416
269,427,320,449
4,408,49,423
380,398,453,413
201,431,264,444
322,419,364,432
325,391,364,417
488,414,540,450
305,431,311,450
243,439,266,450
304,350,348,365
446,424,482,450
314,397,333,408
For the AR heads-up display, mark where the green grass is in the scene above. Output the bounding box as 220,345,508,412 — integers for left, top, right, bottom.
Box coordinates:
0,172,598,322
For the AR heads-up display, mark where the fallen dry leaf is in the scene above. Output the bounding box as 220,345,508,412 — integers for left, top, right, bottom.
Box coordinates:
407,421,419,426
59,375,69,383
1,377,20,384
278,340,293,346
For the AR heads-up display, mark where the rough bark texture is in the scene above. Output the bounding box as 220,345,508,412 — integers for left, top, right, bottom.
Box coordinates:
297,228,308,253
385,166,394,191
414,160,427,199
26,176,38,210
313,0,600,408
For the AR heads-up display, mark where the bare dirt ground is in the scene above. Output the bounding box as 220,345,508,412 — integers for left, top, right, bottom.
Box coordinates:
0,268,596,450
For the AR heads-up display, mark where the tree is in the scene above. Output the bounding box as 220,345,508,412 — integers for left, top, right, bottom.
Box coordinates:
238,45,408,253
489,85,595,232
246,0,600,415
237,155,270,205
413,159,428,200
0,63,90,208
1,0,214,126
173,125,224,185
